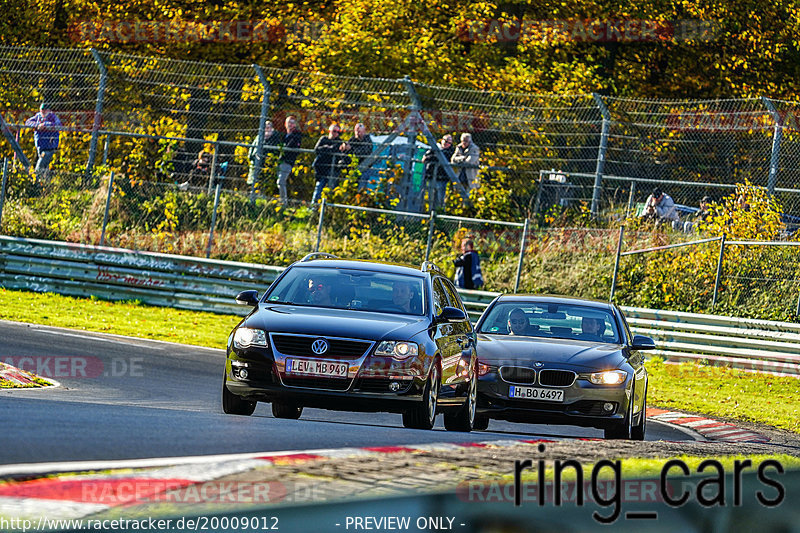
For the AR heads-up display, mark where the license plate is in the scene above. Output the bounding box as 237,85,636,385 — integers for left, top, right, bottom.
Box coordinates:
286,358,349,378
509,385,564,402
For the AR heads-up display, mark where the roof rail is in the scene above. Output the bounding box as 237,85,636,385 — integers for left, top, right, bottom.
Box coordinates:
420,261,441,273
300,252,339,262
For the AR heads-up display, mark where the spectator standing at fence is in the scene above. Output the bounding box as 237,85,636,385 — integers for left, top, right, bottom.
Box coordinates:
183,149,213,188
450,133,480,191
276,116,302,204
453,238,483,290
247,120,282,191
345,123,374,189
25,103,61,180
423,134,455,208
311,123,346,203
641,188,678,225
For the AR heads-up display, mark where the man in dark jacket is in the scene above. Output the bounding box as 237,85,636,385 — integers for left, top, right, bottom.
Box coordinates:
312,123,346,203
345,123,374,189
453,238,483,289
276,116,302,203
25,103,61,180
422,134,455,208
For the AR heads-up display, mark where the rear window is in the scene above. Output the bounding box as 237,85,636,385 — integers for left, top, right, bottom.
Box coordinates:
478,302,620,343
266,266,426,316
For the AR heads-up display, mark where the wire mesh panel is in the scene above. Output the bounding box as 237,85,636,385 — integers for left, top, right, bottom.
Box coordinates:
99,52,264,188
0,166,105,243
317,203,431,267
716,243,800,321
602,97,774,210
262,68,413,201
0,46,101,176
413,85,602,214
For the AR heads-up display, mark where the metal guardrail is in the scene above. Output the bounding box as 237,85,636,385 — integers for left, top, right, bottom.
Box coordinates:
0,236,284,316
0,236,797,375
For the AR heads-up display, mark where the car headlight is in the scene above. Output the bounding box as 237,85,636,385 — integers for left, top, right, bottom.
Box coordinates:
589,370,627,385
233,328,268,349
477,361,493,377
374,341,419,360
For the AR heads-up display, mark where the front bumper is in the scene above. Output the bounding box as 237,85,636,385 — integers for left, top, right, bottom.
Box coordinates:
477,374,633,430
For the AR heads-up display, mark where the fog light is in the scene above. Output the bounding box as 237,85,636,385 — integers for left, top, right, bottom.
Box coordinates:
239,368,249,380
603,402,614,412
389,381,401,392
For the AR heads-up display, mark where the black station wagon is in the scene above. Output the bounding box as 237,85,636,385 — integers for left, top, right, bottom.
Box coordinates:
223,254,478,431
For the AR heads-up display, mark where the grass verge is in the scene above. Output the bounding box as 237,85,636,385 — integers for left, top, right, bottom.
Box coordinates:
0,288,797,433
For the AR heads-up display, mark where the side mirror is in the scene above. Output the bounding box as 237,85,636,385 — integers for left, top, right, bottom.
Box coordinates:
235,290,259,307
437,306,467,323
631,335,656,350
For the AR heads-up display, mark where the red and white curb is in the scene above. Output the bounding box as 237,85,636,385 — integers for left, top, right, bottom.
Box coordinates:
0,362,56,389
0,409,771,521
646,408,770,443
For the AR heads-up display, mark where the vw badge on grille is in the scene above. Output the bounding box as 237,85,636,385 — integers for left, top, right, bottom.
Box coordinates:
533,361,544,368
311,338,329,355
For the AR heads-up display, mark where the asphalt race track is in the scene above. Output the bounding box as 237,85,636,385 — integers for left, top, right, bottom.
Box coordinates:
0,321,693,465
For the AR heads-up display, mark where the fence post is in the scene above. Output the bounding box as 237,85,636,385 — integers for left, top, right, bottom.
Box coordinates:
532,170,545,219
206,182,222,258
425,210,436,262
315,198,327,252
99,171,114,247
207,141,219,194
513,218,530,293
251,65,271,200
86,49,108,182
0,158,8,228
102,135,109,165
762,97,782,196
591,93,610,218
625,181,636,219
711,234,726,309
609,225,625,302
401,76,421,212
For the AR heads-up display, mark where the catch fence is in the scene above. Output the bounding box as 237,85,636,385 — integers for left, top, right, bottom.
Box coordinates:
4,46,800,218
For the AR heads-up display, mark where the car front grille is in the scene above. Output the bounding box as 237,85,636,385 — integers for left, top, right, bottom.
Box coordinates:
499,366,536,384
271,334,372,359
281,376,352,391
354,378,413,394
538,369,576,387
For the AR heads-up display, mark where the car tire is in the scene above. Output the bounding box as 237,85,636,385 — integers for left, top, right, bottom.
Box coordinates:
271,401,303,419
473,414,490,431
444,372,476,432
402,363,440,430
222,372,256,416
631,382,647,441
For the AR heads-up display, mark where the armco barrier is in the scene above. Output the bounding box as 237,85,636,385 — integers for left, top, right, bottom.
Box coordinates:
0,236,284,316
0,236,797,376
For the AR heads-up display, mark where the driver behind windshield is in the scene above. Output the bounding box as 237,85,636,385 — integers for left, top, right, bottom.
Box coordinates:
507,308,529,335
580,317,605,340
307,277,333,307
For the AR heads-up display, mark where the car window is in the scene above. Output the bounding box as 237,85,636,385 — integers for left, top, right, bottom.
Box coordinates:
441,278,466,313
477,302,620,342
432,279,447,316
265,266,426,315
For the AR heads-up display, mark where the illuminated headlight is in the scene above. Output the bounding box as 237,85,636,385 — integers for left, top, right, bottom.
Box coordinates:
233,328,268,349
589,370,627,385
374,341,419,360
477,361,493,377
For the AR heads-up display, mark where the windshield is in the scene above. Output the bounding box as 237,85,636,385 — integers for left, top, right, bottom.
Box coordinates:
265,266,426,316
478,302,620,343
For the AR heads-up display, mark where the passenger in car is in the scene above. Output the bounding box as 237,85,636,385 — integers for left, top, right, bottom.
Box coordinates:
391,281,416,313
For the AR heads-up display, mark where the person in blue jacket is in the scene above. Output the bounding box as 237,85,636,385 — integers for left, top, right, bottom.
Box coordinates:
25,103,62,179
453,238,483,289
